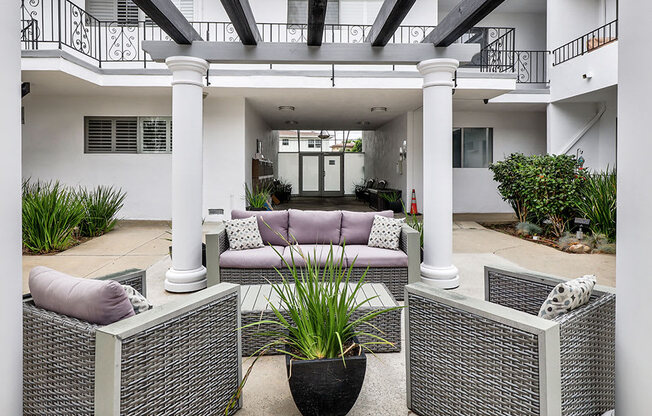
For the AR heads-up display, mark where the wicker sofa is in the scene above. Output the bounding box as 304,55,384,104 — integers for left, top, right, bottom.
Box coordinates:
23,269,242,415
405,266,615,416
206,209,420,300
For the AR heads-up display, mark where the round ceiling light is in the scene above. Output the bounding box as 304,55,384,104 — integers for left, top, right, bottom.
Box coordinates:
357,121,371,126
278,106,295,112
370,107,388,113
285,120,299,125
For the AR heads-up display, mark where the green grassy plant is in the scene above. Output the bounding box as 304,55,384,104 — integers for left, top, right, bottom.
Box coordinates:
379,191,401,202
77,185,126,237
245,183,271,208
22,180,85,253
575,168,616,242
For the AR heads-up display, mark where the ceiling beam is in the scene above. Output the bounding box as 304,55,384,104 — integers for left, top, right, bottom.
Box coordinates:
130,0,202,44
307,0,328,46
422,0,506,46
220,0,262,45
366,0,417,47
142,41,479,65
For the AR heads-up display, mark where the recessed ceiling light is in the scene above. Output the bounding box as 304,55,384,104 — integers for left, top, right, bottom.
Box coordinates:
285,120,299,125
370,107,387,113
278,106,295,112
357,121,371,126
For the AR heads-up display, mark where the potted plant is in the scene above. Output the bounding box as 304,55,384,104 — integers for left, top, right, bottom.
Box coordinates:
273,179,292,204
226,245,399,416
379,191,402,213
245,183,271,211
353,179,366,200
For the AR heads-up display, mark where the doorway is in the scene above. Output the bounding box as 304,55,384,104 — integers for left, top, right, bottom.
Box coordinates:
299,153,344,196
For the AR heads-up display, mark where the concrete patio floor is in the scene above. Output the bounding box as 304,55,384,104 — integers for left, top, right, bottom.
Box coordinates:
22,218,616,415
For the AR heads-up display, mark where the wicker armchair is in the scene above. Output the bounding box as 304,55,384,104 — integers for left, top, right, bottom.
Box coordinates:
405,266,615,416
23,269,242,416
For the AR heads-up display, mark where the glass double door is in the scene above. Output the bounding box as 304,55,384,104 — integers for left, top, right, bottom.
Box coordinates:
300,153,343,196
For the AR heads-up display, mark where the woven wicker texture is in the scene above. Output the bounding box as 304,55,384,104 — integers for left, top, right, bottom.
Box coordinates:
119,292,240,415
23,302,99,415
487,269,616,415
240,283,401,356
407,293,541,416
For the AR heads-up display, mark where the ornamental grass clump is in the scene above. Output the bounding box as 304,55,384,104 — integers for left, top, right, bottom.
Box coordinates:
77,185,126,237
245,183,271,209
22,179,85,253
575,168,617,242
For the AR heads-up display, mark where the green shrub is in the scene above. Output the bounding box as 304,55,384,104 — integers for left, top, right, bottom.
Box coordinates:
575,168,616,242
78,185,126,237
22,180,85,253
489,153,530,222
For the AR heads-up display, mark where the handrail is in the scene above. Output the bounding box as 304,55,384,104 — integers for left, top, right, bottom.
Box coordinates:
558,103,606,155
552,20,618,66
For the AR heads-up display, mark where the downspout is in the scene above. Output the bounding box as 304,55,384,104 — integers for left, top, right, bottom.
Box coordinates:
558,103,607,154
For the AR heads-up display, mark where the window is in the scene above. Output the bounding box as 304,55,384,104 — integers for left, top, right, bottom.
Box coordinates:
85,116,172,154
452,127,493,168
307,139,322,149
282,138,289,146
87,0,192,23
288,0,339,25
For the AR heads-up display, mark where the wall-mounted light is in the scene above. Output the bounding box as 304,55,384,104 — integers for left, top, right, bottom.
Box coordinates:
582,72,593,80
400,140,407,160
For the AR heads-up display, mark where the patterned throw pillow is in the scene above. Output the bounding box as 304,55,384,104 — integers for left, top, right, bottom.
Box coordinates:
224,216,264,250
121,285,152,314
368,215,405,250
538,275,597,319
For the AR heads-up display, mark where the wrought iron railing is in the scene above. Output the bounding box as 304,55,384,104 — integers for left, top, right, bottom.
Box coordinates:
479,28,515,72
552,20,618,66
513,50,549,84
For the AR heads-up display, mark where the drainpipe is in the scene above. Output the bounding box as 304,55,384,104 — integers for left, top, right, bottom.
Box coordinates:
558,103,607,155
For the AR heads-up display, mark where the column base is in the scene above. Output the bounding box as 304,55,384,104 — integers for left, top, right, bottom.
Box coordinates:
165,266,207,293
420,263,460,289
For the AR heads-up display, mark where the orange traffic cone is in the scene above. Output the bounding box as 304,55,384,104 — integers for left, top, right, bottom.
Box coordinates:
410,189,418,215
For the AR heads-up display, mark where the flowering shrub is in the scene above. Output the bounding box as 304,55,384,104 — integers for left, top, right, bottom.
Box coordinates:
490,153,586,237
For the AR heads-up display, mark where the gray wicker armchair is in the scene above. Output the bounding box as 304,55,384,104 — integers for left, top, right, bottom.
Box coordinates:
405,266,615,416
23,269,242,416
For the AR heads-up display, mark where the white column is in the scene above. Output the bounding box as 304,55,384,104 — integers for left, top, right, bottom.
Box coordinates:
0,0,23,411
417,58,459,289
165,56,209,293
616,0,652,413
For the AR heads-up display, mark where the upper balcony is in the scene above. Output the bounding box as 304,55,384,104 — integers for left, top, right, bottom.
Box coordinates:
20,0,548,85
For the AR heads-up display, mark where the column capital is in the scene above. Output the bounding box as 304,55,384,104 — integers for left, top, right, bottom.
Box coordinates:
166,56,209,87
417,58,459,88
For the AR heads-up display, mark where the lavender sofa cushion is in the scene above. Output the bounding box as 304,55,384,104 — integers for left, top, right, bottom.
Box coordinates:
220,245,285,269
232,209,289,246
28,266,135,325
288,209,342,244
282,244,345,267
339,210,394,245
344,245,408,268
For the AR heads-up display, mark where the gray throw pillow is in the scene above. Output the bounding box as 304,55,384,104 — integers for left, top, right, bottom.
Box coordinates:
122,284,152,314
539,275,596,319
224,216,264,250
368,215,405,250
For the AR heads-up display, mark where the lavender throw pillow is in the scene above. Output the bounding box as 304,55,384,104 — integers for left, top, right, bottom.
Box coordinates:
29,266,135,325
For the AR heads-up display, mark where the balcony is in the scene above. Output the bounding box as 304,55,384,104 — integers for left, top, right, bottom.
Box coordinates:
552,20,618,66
20,0,546,85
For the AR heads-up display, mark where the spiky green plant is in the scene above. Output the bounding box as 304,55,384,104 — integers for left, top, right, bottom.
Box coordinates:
245,183,271,209
379,191,401,202
575,168,617,242
401,201,423,248
77,186,126,237
22,179,85,253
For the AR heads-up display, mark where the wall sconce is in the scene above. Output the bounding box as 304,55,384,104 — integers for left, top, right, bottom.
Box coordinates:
399,140,407,161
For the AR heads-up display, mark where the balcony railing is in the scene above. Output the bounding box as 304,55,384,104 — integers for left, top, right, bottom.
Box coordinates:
20,0,546,84
552,20,618,66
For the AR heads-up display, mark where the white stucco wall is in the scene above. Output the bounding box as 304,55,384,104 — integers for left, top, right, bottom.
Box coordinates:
548,0,603,50
477,12,547,51
22,93,249,220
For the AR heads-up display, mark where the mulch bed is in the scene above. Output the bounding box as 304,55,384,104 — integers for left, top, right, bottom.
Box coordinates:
481,222,562,250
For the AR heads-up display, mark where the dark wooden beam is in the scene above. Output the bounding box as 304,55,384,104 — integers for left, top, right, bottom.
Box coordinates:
307,0,328,46
422,0,506,46
21,82,30,98
220,0,262,45
366,0,417,46
130,0,202,44
142,41,480,65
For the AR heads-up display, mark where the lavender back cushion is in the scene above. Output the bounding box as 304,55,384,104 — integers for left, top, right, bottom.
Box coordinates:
231,209,289,246
340,210,394,245
288,209,342,244
29,266,135,325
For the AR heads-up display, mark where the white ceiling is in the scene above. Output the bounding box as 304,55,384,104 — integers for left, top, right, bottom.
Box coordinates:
438,0,547,15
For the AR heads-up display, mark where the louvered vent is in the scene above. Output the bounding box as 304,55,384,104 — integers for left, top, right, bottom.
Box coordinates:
117,0,139,24
141,118,169,153
86,118,114,153
115,119,138,152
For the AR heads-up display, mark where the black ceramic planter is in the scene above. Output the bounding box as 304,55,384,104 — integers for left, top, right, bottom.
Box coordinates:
285,348,367,416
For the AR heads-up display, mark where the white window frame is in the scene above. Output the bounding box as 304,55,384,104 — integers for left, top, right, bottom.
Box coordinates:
85,116,172,154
